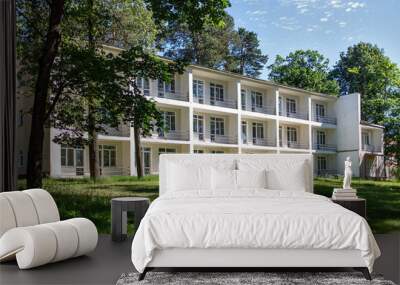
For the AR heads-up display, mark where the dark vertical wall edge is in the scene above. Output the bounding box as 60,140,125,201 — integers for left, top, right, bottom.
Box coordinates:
0,0,17,192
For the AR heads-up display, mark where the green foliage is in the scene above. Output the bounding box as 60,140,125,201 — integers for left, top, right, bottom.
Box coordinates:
224,27,268,77
162,14,235,68
268,49,339,95
331,42,400,166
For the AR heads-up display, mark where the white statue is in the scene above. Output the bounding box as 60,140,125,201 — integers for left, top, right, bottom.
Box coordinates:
343,157,352,189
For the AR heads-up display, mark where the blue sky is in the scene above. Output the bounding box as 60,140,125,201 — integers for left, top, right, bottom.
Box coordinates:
227,0,400,78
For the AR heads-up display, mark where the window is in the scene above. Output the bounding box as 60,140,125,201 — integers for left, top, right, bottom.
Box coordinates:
193,80,204,103
279,126,282,146
193,114,204,140
317,156,327,172
210,117,225,139
315,104,325,118
316,131,326,146
286,98,297,114
18,110,23,126
158,78,175,97
135,77,150,96
287,127,297,143
194,149,204,154
99,145,116,168
61,145,84,167
241,89,246,110
141,147,151,175
251,91,263,109
75,148,84,167
362,132,370,145
158,148,176,155
19,150,24,167
161,111,176,132
211,150,224,154
242,121,247,143
252,123,264,142
210,83,224,104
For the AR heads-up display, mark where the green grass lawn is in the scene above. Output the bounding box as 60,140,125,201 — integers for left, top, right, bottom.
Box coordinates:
17,176,400,234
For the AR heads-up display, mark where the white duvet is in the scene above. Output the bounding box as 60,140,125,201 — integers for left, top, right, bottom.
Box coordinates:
131,190,380,273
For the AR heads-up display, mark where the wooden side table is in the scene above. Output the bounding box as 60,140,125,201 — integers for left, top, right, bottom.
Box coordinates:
331,198,366,218
111,197,150,242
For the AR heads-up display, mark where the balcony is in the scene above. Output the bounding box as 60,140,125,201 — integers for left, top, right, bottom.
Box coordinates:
280,141,309,149
242,105,275,115
251,138,276,147
154,90,189,101
362,144,380,153
312,115,337,125
193,97,237,109
281,111,308,120
313,143,337,152
153,130,190,141
100,125,130,137
211,134,237,144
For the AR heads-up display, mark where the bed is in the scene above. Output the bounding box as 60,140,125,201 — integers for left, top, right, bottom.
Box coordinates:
131,154,380,280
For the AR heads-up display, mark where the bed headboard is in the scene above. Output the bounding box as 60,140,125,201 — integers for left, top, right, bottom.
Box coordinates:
159,154,313,195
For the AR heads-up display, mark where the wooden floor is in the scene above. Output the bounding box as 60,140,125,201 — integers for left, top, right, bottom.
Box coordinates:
1,233,399,285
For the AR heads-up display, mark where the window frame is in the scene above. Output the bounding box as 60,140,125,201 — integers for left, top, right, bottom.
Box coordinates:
193,79,204,102
210,83,224,103
287,127,298,143
316,130,326,145
286,98,297,114
210,117,225,136
317,156,327,172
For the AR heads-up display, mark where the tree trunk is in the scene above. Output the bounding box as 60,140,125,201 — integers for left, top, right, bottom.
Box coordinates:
134,127,143,178
27,0,65,188
87,97,100,179
86,0,100,180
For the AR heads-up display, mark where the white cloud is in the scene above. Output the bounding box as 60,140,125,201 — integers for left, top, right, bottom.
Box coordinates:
320,17,328,22
246,9,267,16
339,21,347,27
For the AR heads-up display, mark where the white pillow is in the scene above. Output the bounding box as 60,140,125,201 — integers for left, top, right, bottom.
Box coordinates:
167,163,212,192
237,169,268,189
266,161,309,191
212,168,237,191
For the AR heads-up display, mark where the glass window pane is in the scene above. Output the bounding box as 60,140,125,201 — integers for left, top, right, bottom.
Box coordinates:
76,149,84,167
67,148,74,167
110,150,116,167
103,150,110,167
61,148,66,166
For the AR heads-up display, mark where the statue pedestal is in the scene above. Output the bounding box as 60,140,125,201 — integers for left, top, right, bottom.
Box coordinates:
332,188,358,200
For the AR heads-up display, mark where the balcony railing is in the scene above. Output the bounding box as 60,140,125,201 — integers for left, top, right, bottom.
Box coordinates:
362,144,380,152
313,143,337,152
210,134,237,144
154,90,189,101
151,130,189,141
282,111,308,120
280,141,309,149
251,137,277,147
312,115,337,125
100,125,130,137
193,97,237,109
242,105,275,115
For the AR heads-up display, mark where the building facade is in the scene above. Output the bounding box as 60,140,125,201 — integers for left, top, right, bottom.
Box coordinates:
16,51,385,179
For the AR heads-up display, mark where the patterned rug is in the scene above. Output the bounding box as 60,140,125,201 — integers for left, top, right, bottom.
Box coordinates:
116,271,396,285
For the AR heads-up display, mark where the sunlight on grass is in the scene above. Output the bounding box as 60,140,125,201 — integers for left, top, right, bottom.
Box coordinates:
18,176,400,234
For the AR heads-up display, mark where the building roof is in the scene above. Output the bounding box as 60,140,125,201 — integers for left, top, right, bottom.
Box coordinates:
360,120,385,129
103,44,338,100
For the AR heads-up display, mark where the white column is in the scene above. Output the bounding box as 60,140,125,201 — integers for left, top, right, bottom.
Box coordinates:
236,80,242,154
129,126,137,176
275,88,280,153
188,69,194,153
49,128,62,177
308,96,312,152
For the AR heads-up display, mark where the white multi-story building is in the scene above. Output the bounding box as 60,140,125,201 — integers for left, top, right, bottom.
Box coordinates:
16,47,385,179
